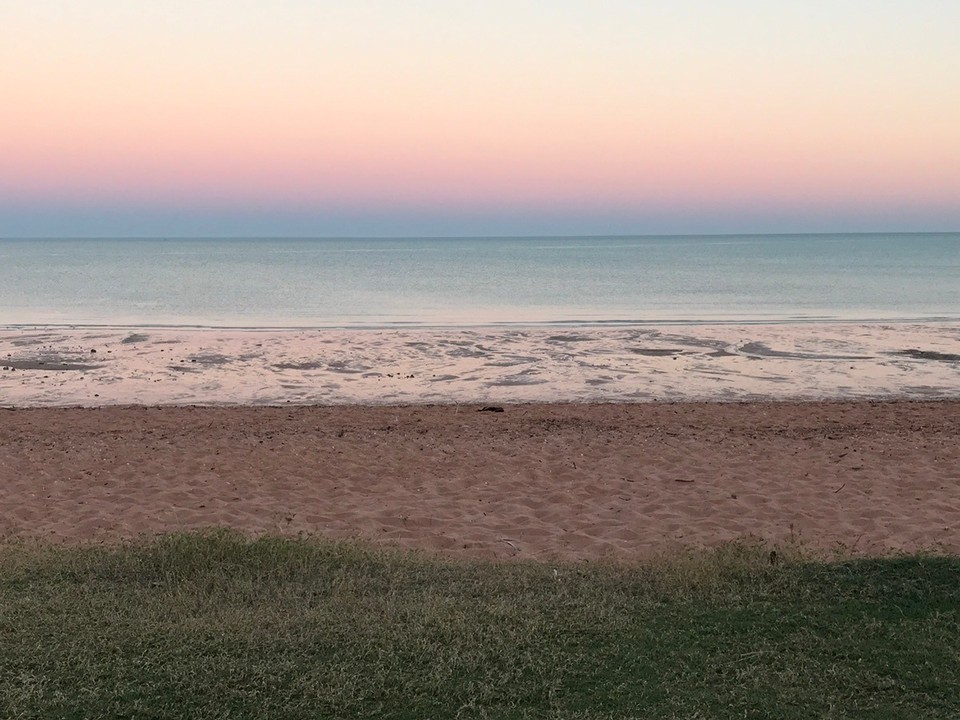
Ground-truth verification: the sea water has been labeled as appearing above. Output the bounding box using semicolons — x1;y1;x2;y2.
1;234;957;327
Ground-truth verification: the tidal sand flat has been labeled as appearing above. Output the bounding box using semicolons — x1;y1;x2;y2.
1;322;959;406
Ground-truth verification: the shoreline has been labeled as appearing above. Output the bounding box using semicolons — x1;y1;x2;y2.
4;314;960;331
2;400;957;559
0;313;960;333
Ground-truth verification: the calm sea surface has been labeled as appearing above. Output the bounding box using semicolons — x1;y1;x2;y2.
1;234;958;327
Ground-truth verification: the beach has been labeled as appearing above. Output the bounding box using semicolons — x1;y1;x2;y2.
3;397;958;559
2;323;958;558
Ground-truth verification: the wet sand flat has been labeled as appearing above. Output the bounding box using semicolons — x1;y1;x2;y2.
1;323;959;406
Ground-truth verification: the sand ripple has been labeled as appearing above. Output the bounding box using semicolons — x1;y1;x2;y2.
1;402;957;560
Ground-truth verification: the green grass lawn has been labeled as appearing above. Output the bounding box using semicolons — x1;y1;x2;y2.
2;531;958;719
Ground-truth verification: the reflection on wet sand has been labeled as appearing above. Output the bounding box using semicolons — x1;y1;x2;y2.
1;323;958;406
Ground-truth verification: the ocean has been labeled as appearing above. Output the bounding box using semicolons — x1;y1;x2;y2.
1;233;958;327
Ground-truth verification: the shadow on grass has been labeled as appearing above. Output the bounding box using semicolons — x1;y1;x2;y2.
2;530;958;719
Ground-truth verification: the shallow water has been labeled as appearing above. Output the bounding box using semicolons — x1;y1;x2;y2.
2;233;958;327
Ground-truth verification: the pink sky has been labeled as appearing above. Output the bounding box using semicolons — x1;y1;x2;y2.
2;1;959;235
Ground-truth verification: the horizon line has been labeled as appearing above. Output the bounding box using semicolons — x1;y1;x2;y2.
3;229;959;241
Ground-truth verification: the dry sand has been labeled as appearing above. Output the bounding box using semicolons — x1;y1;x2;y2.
2;401;957;560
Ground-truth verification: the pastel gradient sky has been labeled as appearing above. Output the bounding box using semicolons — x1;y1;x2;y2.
2;1;959;236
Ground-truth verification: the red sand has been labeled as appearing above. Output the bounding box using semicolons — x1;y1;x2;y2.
2;401;958;560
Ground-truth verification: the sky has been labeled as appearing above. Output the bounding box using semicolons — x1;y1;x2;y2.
2;1;959;237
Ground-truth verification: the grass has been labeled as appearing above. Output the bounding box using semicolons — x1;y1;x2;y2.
1;531;958;719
